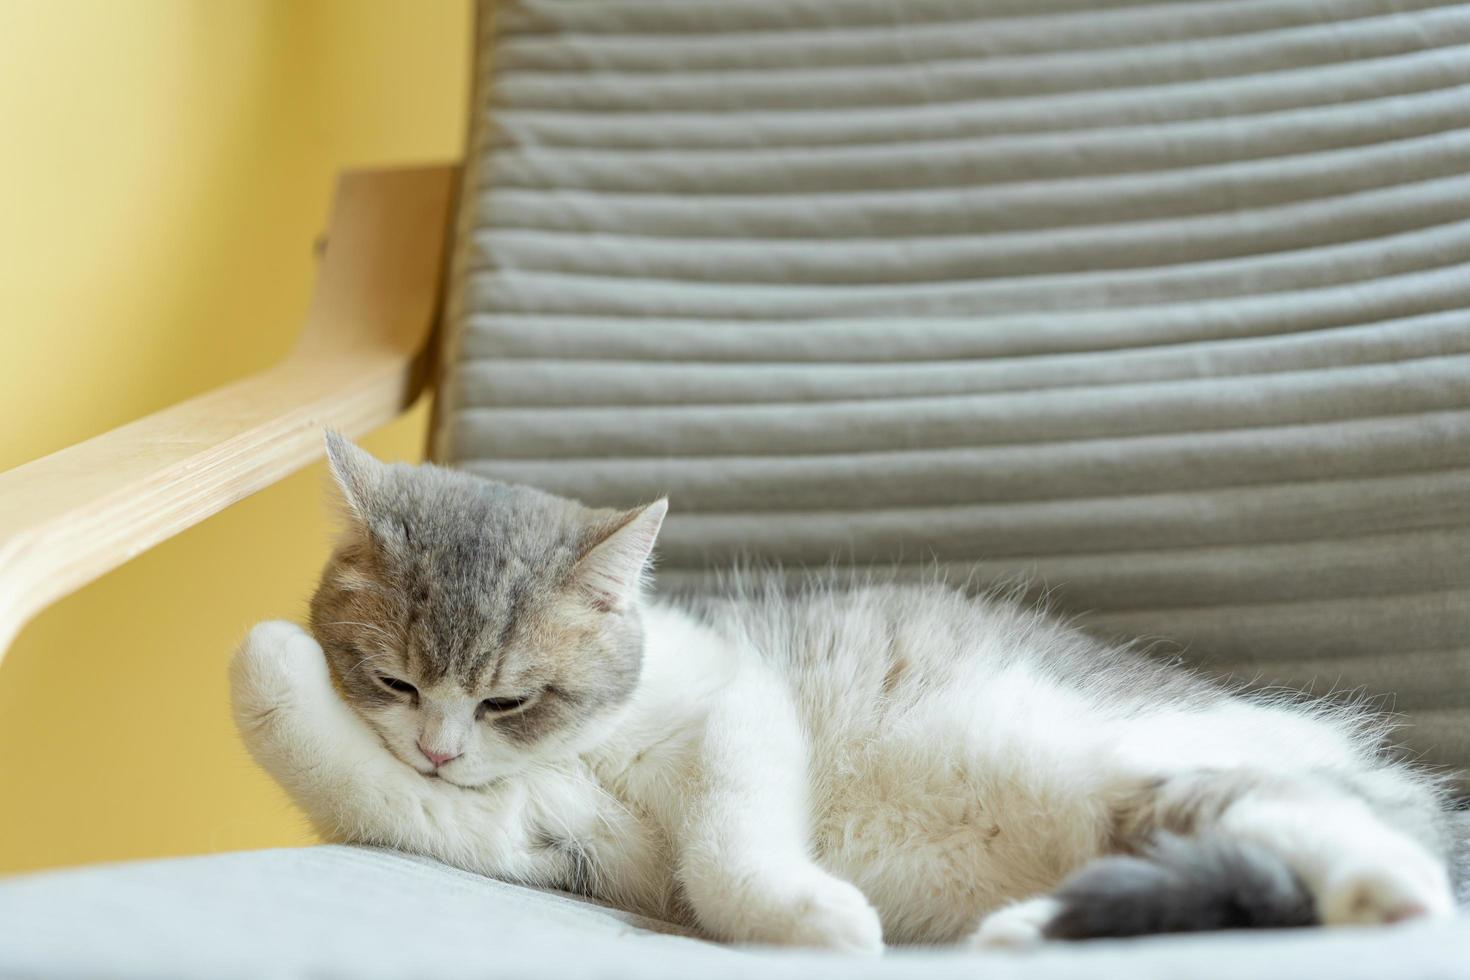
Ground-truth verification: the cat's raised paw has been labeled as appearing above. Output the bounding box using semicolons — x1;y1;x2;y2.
230;620;331;725
1318;848;1455;928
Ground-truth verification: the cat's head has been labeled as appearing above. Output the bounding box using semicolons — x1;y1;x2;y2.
309;432;666;788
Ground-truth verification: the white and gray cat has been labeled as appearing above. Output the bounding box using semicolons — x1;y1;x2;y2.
231;433;1458;951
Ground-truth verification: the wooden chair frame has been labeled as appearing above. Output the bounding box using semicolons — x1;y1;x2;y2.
0;164;460;661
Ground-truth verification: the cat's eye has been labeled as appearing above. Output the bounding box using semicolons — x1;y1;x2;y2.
374;673;418;699
479;695;531;716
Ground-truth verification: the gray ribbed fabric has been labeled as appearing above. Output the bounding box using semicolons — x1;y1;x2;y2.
437;0;1470;780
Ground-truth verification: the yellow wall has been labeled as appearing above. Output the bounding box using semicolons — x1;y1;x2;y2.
0;1;471;873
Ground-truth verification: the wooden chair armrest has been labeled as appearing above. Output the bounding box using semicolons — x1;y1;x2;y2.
0;164;459;661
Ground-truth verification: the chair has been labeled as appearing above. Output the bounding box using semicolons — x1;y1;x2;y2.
2;1;1468;976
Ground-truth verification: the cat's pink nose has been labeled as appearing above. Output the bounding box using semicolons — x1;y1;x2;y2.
417;741;460;768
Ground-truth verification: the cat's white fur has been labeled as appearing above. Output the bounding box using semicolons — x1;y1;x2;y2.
233;582;1454;951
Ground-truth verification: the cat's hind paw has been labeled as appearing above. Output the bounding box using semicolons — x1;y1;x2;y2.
968;897;1061;950
1318;843;1455;927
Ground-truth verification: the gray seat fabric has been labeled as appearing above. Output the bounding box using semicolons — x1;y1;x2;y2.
1;844;1468;980
435;0;1470;779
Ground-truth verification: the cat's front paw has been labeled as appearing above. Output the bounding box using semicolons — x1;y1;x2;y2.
1317;839;1455;927
734;871;884;954
230;620;332;730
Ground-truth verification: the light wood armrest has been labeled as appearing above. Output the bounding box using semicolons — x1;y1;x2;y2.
0;164;459;661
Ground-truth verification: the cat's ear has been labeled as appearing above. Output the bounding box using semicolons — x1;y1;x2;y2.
323;430;385;520
572;498;668;612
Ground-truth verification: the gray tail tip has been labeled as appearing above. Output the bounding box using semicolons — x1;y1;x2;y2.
1044;833;1318;941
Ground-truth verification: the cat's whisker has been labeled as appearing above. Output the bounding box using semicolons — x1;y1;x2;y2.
320;620;398;643
345;651;388;676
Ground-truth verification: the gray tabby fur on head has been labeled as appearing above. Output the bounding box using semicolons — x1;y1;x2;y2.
310;432;667;788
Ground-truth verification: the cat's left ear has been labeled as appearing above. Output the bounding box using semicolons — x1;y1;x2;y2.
572;498;668;612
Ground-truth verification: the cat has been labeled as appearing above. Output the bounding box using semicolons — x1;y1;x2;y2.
230;432;1458;951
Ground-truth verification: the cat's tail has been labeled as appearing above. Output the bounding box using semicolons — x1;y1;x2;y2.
1043;832;1317;940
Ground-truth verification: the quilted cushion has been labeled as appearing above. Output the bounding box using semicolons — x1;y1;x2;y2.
434;0;1470;779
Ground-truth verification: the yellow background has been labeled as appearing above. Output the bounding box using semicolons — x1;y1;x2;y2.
0;1;471;873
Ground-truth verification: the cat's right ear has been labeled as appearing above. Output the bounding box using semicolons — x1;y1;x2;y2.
323;430;385;520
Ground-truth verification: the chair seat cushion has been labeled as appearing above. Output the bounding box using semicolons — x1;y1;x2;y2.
1;843;1468;980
